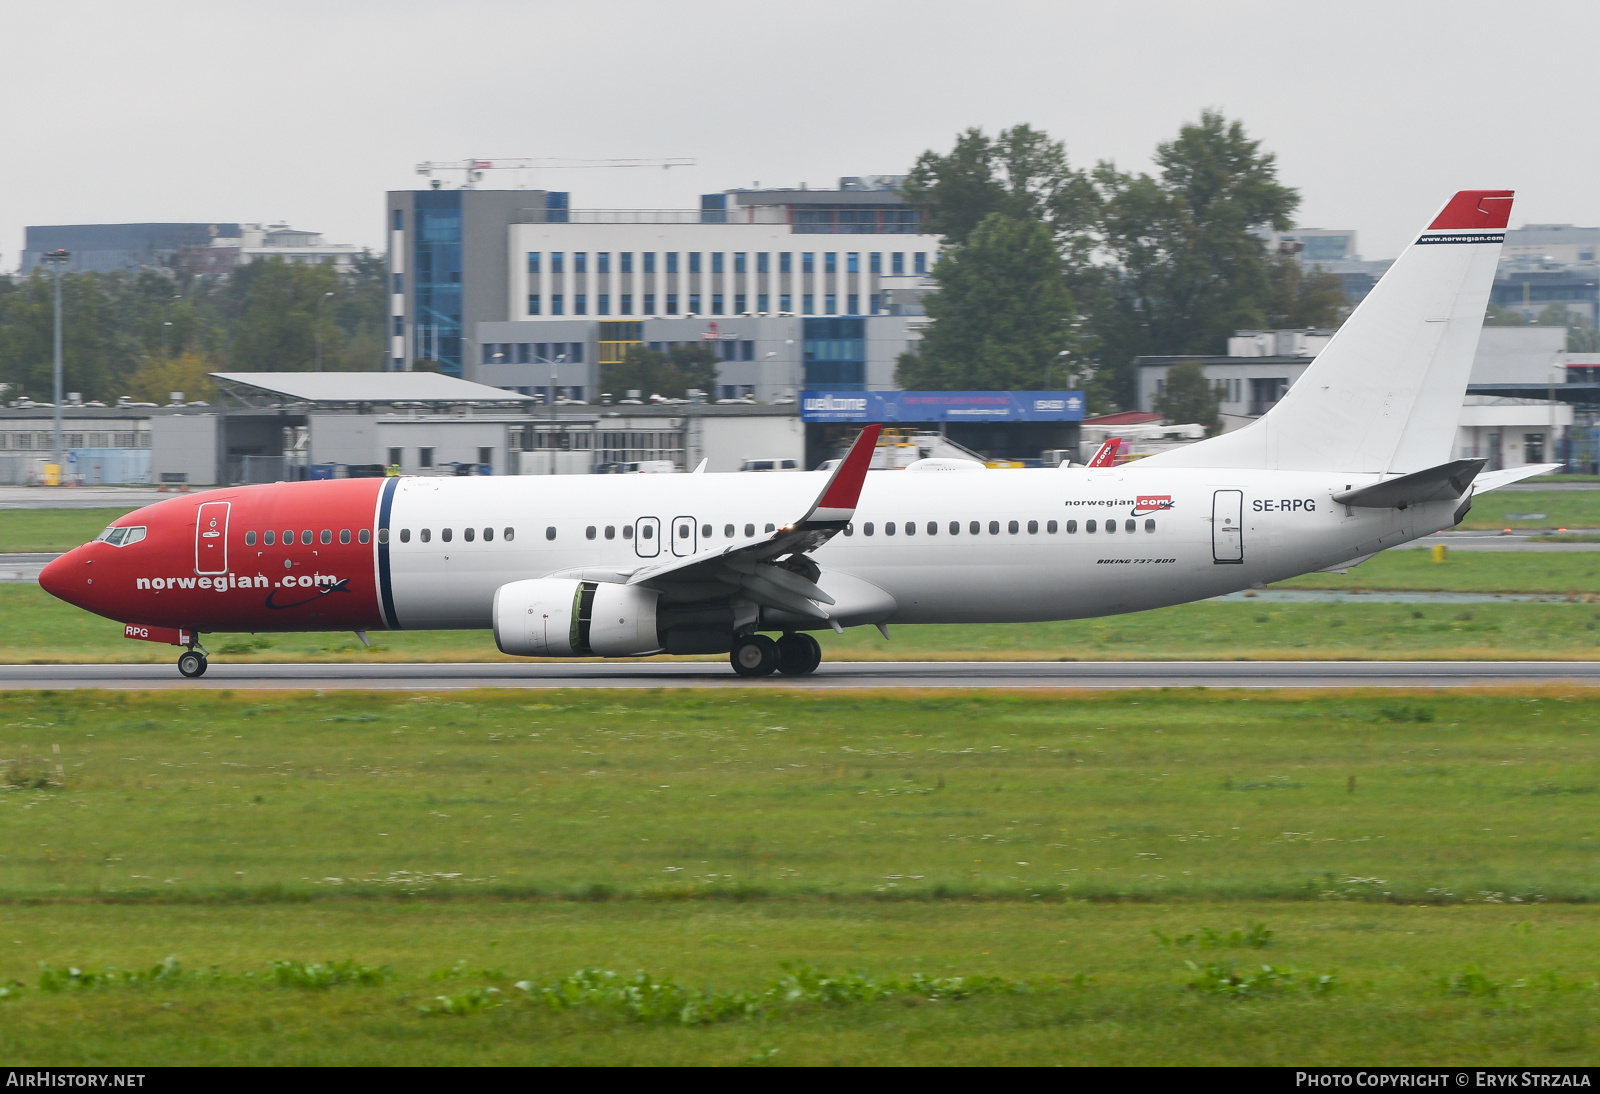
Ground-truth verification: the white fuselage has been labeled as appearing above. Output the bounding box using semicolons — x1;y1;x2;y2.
383;467;1451;631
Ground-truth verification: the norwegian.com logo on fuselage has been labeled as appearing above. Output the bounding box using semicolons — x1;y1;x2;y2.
1131;495;1175;516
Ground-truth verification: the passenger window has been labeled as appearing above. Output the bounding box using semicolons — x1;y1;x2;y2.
1066;520;1077;533
744;523;755;537
421;528;431;543
546;526;557;540
340;529;351;544
1105;520;1116;534
1144;518;1156;532
864;522;875;536
641;525;652;540
302;530;313;545
483;527;493;542
319;529;331;545
605;526;615;539
245;531;256;546
927;521;937;535
377;528;389;544
1047;520;1058;534
623;525;634;539
464;527;475;542
949;521;959;535
989;521;1000;535
885;522;897;536
765;523;775;533
1008;520;1019;534
264;530;275;545
442;528;453;543
1126;519;1137;533
701;524;712;538
400;528;410;543
586;526;597;540
359;529;371;544
724;524;734;537
283;529;294;544
505;527;515;541
844;523;854;536
678;523;691;540
1027;520;1038;534
969;521;980;535
904;521;915;536
1086;520;1097;533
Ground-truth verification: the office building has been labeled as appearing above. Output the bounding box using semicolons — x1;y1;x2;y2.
385;179;942;400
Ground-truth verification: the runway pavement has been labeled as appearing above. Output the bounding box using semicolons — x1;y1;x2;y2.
1;659;1597;690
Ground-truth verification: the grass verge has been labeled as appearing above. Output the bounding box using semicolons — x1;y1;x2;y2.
0;687;1595;1064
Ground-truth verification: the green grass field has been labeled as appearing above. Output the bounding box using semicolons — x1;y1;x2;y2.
3;582;1600;664
1277;546;1600;594
0;508;134;553
0;689;1595;1064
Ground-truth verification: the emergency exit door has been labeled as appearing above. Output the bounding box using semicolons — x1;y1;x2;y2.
671;515;698;557
1212;490;1243;564
195;501;230;575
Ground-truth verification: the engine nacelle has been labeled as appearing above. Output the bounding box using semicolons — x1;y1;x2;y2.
492;578;661;657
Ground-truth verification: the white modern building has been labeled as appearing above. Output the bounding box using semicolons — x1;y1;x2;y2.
385;179;942;402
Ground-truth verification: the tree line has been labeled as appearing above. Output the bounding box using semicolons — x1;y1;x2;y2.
0;254;387;405
895;111;1348;413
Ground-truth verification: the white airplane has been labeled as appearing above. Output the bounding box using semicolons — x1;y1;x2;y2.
41;190;1555;678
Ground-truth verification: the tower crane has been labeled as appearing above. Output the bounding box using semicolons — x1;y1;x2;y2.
415;157;696;188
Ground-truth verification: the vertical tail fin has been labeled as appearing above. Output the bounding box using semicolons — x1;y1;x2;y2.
1141;190;1512;474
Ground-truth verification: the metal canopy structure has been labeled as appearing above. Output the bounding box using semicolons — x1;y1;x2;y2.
210;372;534;410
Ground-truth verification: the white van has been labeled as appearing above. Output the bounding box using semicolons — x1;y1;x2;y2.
738;458;801;472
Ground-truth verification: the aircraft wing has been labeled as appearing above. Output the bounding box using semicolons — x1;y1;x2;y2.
1087;437;1120;468
623;425;881;622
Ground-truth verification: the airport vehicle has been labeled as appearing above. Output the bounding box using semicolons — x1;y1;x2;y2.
39;191;1555;679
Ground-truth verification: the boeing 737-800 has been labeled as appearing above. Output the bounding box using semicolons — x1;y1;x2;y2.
39;190;1556;679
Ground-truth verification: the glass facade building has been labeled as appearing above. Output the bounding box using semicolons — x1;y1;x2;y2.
803;317;866;390
413;190;464;375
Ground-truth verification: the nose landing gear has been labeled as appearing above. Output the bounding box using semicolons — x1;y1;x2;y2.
177;644;209;679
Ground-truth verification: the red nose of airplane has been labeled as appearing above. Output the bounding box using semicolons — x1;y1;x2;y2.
38;548;82;606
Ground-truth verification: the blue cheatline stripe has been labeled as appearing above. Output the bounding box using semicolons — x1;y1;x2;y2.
377;477;401;630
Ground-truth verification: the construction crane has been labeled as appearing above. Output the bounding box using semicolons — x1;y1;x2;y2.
415;157;696;188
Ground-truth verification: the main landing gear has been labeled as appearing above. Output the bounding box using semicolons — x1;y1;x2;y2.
730;632;822;678
177;645;209;679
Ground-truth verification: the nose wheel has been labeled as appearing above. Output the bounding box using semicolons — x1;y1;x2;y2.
177;649;208;679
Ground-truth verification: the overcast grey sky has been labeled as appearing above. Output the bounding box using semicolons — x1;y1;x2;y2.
3;0;1596;271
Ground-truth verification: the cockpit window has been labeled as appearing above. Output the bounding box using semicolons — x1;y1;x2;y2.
96;525;146;547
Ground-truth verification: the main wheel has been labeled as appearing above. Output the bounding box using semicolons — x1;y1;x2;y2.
730;634;779;677
177;650;207;679
776;632;822;675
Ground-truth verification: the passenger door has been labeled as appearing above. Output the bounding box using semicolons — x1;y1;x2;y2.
633;516;661;558
670;515;698;557
195;501;230;575
1212;489;1243;564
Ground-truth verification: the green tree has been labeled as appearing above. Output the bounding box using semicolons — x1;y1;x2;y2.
902;124;1099;266
1089;110;1301;409
602;342;720;400
1261;254;1348;330
228;260;351;372
1152;359;1222;435
1483;303;1527;326
895;213;1088;390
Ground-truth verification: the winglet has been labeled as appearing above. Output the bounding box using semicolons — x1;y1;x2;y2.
1087;437;1120;468
800;425;881;525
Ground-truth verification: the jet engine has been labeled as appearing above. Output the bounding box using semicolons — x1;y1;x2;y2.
492;578;661;657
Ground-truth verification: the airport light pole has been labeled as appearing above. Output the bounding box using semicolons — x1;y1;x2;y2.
40;249;70;480
314;291;335;372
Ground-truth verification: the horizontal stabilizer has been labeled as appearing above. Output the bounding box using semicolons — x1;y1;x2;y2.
1473;462;1563;493
1332;458;1485;509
